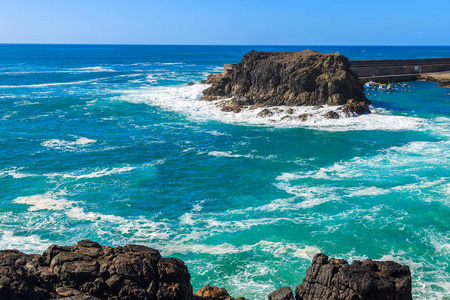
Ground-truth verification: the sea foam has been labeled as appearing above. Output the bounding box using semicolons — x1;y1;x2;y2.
41;136;96;150
121;84;426;132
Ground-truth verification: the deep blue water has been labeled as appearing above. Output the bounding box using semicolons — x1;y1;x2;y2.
0;45;449;299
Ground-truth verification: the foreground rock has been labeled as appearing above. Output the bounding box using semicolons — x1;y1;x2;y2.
193;284;246;300
267;287;294;300
0;241;412;300
202;50;371;117
0;240;191;300
294;253;412;300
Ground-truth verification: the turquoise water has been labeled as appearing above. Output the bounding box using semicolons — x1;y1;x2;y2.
0;45;449;299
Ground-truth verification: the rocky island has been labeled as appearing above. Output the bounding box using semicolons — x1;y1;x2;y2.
201;50;371;120
0;240;412;300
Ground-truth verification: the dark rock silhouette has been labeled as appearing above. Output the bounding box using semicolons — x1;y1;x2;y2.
202;50;371;116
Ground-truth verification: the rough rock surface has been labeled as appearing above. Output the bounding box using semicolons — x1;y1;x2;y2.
0;240;192;300
295;253;412;300
193;284;246;300
202;50;371;115
420;71;450;88
0;241;413;300
267;286;294;300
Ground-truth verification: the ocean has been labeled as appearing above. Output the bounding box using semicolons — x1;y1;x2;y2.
0;45;449;299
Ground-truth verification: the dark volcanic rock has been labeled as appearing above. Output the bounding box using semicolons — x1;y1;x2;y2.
295;253;412;300
202;50;371;115
0;241;413;300
0;240;192;300
268;286;294;300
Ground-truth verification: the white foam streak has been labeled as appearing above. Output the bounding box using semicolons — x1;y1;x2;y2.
41;136;96;150
208;151;251;158
120;84;425;131
2;66;115;75
14;191;125;223
0;167;35;179
0;79;102;88
157;239;320;258
47;166;136;180
14;192;73;211
0;231;49;253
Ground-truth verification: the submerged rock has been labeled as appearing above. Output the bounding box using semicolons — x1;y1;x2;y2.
202;50;371;115
295;253;412;300
323;111;340;119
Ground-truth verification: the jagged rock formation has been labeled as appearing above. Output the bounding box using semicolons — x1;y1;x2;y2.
0;240;191;300
267;287;294;300
201;50;371;117
0;242;412;300
294;253;412;300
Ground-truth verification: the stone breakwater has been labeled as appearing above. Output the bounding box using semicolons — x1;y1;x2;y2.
201;50;371;119
0;240;412;300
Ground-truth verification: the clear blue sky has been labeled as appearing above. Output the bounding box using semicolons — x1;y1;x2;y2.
1;0;449;45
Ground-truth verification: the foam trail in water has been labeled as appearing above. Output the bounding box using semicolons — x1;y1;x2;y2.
0;78;103;88
14;191;124;222
120;84;425;131
0;167;35;179
41;136;96;150
46;166;136;180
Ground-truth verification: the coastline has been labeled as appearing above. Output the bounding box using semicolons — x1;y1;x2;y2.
0;240;412;300
1;45;449;299
419;71;450;87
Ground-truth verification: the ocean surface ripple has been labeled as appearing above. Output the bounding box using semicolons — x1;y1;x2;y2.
0;45;449;299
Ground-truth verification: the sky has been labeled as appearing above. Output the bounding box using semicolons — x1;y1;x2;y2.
0;0;449;45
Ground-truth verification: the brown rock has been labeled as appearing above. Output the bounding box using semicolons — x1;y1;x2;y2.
323;111;340;119
298;114;309;122
257;108;273;118
194;284;246;300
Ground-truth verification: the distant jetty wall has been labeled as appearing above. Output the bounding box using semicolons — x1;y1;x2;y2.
349;58;450;83
219;57;450;84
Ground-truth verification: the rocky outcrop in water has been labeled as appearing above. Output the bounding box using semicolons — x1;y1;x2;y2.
193;284;246;300
0;240;191;300
294;253;412;300
202;50;371;117
420;71;450;88
0;242;412;300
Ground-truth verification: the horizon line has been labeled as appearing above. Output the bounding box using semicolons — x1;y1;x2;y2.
1;43;450;47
